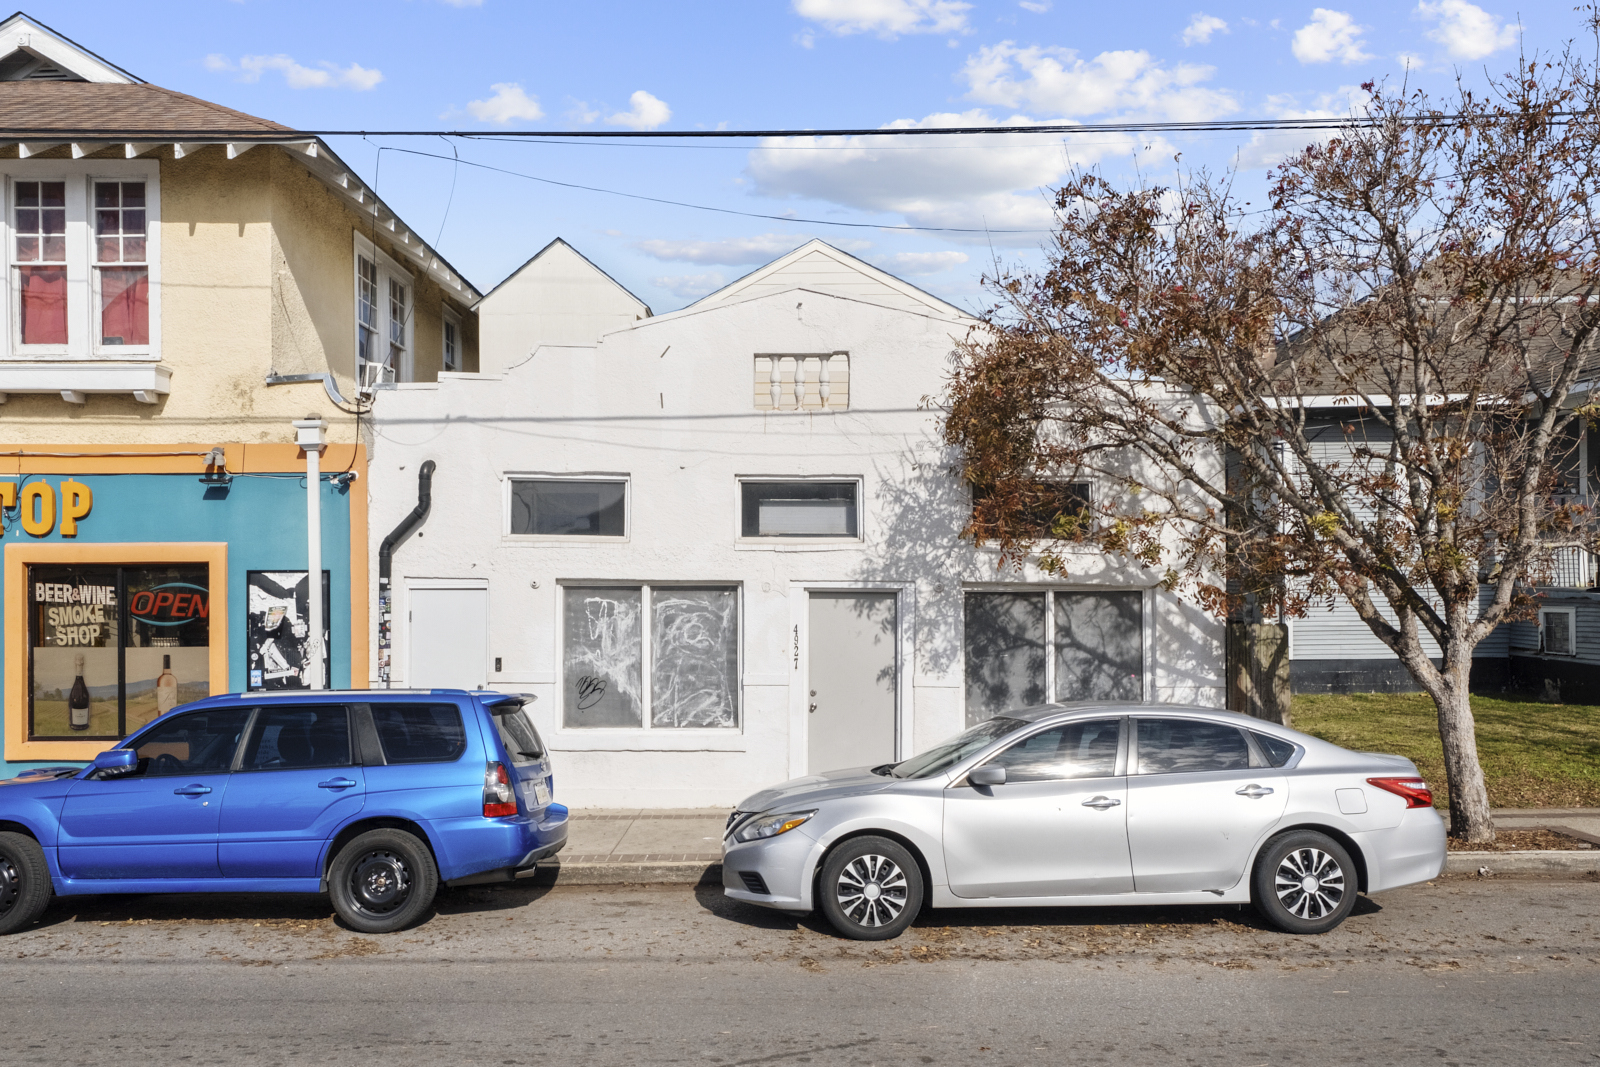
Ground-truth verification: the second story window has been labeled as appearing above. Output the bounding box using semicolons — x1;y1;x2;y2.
388;276;409;374
357;255;379;380
740;480;860;538
14;180;67;346
354;236;413;389
510;477;627;538
94;181;147;346
443;313;460;372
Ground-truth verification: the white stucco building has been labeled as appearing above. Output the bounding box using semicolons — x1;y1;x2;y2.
366;240;1223;807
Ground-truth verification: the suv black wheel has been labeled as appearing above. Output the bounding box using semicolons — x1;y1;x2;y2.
1251;830;1359;934
818;835;923;941
328;828;439;933
0;831;52;936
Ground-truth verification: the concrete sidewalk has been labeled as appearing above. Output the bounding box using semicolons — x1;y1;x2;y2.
529;807;1600;886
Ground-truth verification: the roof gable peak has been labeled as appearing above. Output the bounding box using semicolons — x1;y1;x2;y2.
688;238;969;318
0;12;140;84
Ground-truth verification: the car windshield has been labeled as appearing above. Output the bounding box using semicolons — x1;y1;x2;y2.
887;717;1027;779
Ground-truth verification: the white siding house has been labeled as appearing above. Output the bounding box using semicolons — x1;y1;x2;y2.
367;240;1224;807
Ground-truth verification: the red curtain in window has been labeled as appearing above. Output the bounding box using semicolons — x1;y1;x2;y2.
99;267;148;346
18;266;67;345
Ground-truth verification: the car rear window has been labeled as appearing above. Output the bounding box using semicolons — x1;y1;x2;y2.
490;703;545;765
371;703;467;764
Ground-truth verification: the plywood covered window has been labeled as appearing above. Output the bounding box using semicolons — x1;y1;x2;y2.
963;589;1143;726
561;584;739;730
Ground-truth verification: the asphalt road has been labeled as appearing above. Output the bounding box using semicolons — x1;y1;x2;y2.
1;876;1597;1066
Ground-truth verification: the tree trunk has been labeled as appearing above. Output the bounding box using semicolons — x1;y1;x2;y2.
1428;658;1495;844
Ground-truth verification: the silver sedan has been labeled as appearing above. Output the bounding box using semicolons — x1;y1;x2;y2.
722;704;1446;940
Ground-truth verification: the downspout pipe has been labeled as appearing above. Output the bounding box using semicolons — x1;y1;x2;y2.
377;460;435;687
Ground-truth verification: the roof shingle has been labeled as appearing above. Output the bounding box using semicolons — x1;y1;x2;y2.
0;81;293;136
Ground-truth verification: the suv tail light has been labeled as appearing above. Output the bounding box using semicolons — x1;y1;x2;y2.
483;761;517;817
1367;776;1433;808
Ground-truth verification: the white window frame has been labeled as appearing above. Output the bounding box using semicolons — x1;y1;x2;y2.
442;307;461;372
353;233;413;385
734;475;864;547
1539;606;1577;656
502;472;630;543
1;160;161;362
556;581;743;733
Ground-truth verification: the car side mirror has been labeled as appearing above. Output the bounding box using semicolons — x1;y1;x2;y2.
969;765;1006;787
91;749;137;777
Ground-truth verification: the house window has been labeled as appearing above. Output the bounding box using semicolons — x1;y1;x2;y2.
1539;607;1576;656
963;589;1143;726
27;563;210;741
561;584;739;730
740;480;859;538
442;313;460;372
354;237;413;388
971;481;1091;539
93;181;147;346
510;478;626;537
14;180;67;346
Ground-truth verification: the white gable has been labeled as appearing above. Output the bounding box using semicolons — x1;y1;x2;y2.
0;13;138;83
689;239;969;318
476;238;651;374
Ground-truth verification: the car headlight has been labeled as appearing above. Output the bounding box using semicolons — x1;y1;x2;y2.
733;810;816;843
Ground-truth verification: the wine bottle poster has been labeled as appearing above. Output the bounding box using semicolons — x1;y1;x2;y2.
246;570;330;690
124;647;210;731
31;645;118;736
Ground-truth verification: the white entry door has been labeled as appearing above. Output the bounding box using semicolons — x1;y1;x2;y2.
807;591;897;774
408;586;489;690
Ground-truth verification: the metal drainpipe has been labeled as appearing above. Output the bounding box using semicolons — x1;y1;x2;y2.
378;460;436;688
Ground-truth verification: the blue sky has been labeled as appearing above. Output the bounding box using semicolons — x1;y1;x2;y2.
46;0;1575;312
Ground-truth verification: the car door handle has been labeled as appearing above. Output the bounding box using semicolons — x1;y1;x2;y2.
1236;784;1275;798
317;778;358;790
173;784;212;796
1082;795;1122;810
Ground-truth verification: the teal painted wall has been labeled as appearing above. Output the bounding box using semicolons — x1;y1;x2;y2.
2;472;354;773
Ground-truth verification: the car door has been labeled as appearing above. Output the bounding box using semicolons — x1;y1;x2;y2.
58;708;251;880
1124;717;1288;894
942;718;1132;898
218;703;366;879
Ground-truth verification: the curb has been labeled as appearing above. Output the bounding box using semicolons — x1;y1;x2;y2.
1443;850;1600;877
527;860;722;886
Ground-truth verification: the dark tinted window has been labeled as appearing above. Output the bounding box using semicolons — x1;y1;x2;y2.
241;705;351;770
492;704;545;765
988;719;1119;782
1253;732;1299;768
511;480;625;536
129;709;251;777
372;703;467;763
1135;719;1251;774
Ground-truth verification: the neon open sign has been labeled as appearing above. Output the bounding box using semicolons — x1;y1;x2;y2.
129;582;209;626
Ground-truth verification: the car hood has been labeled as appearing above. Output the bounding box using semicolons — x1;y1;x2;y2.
736;766;897;813
0;767;79;786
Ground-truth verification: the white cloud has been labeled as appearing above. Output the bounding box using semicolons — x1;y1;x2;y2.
1416;0;1518;59
1182;13;1228;46
1019;1;1051;11
1233;86;1372;170
652;273;727;299
639;233;834;266
747;110;1166;239
874;250;969;275
439;0;483;6
1291;9;1372;65
606;90;672;131
205;53;382;90
465;83;544;124
793;0;971;38
962;42;1236;121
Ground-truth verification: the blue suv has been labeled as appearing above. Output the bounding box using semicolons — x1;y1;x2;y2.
0;690;567;934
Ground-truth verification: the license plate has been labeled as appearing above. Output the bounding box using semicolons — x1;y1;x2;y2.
533;777;551;806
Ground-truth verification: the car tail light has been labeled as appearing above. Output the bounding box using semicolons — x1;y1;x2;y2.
483;761;517;818
1367;776;1433;808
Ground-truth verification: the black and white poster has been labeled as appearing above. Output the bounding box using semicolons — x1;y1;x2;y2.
246;570;330;690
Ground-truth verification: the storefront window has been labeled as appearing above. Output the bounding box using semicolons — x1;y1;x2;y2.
27;563;210;741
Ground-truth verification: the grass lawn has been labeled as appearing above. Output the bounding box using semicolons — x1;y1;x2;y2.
1292;691;1600;810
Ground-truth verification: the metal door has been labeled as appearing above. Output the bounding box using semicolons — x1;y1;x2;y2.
409;586;489;690
807;592;897;774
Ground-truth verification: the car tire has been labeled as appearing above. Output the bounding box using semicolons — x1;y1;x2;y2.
328;828;439;934
0;831;53;936
818;835;923;942
1251;830;1359;934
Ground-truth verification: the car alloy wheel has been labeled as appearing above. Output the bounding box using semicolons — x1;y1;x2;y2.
348;849;413;916
0;853;19;917
835;853;909;928
1274;846;1345;920
0;832;53;936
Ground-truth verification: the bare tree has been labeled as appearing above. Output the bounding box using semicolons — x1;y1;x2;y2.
943;43;1600;843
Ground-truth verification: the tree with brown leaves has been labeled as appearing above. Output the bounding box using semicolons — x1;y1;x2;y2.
943;42;1600;843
